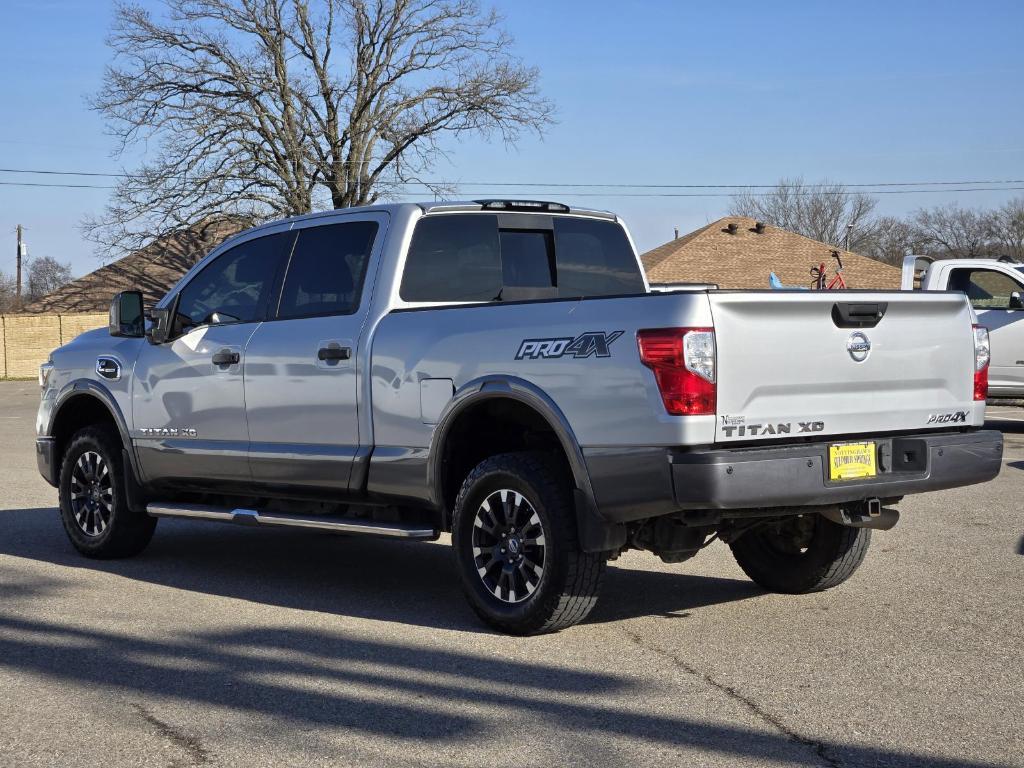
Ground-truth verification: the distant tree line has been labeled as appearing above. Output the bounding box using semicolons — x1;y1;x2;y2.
0;256;74;313
731;178;1024;266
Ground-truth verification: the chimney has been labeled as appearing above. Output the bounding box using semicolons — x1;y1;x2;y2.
673;227;679;240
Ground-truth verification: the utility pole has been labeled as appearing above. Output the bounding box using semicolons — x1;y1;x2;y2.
15;224;25;309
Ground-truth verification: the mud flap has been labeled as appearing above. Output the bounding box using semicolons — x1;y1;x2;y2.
574;488;627;553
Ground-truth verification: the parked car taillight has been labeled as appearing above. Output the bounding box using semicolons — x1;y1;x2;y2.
637;328;716;416
973;324;990;401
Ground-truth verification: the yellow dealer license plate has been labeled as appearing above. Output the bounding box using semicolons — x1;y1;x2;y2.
828;442;877;481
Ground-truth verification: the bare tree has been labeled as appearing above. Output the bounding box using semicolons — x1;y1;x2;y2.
908;203;992;259
860;215;928;266
86;0;553;254
26;256;74;301
0;271;16;313
989;197;1024;261
730;177;879;252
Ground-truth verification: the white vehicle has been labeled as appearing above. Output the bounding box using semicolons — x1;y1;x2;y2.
903;255;1024;397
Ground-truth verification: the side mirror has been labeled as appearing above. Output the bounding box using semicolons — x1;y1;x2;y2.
1010;292;1024;310
147;306;172;345
109;291;144;338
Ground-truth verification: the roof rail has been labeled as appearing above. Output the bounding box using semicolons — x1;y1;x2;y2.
416;200;617;220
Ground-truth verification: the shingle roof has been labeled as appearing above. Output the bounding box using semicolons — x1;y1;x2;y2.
22;220;241;314
641;216;900;290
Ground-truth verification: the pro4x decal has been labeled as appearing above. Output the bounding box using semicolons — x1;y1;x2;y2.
515;331;624;360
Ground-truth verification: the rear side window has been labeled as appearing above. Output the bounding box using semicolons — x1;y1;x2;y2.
277;221;378;319
401;214;502;302
176;233;289;326
553;218;645;297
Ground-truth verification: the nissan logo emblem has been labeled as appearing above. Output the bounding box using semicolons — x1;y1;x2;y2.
847;331;871;362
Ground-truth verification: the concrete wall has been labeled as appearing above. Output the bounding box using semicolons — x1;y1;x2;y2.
0;313;107;378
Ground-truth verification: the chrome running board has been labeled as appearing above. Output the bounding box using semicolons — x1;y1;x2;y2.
146;503;436;539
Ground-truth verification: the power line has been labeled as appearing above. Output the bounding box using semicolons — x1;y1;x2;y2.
0;180;115;189
2;179;1024;197
0;165;1023;190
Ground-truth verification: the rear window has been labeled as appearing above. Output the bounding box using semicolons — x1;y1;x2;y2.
553;218;646;297
401;213;644;302
500;230;555;288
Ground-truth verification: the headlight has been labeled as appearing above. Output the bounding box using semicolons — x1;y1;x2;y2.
39;361;54;391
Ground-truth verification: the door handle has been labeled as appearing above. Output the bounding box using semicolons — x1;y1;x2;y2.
317;346;352;362
212;349;240;366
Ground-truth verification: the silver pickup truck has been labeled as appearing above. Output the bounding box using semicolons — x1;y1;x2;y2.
36;200;1003;634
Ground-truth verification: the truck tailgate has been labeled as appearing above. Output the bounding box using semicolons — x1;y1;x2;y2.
708;291;982;443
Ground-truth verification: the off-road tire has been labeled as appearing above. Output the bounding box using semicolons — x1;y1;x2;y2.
58;426;156;559
729;513;871;594
452;452;605;635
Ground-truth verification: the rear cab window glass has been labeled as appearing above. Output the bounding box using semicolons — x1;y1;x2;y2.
553;218;645;297
277;221;378;319
401;214;502;302
400;212;644;303
500;230;555;288
399;215;499;303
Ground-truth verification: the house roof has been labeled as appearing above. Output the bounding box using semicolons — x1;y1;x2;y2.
22;220;241;314
640;216;900;290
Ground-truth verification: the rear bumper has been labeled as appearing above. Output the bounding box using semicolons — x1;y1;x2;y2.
36;437;58;487
584;430;1003;523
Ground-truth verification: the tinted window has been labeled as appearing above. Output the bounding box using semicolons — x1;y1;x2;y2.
401;215;501;302
950;268;1022;310
277;221;378;318
176;233;289;326
554;218;645;297
500;230;555;287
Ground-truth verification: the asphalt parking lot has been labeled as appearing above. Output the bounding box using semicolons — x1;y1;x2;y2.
1;380;1021;768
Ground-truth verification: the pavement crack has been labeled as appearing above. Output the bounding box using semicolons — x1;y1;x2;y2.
622;629;842;768
132;703;211;767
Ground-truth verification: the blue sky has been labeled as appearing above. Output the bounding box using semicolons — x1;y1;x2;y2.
2;0;1022;276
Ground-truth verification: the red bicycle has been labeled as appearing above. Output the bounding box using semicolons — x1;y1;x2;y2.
811;250;847;290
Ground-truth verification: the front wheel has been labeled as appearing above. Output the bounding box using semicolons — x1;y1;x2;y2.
58;426;157;559
451;452;605;635
729;513;871;594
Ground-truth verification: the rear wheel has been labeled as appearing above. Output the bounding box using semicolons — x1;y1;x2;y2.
729;513;870;594
452;452;605;635
58;426;156;559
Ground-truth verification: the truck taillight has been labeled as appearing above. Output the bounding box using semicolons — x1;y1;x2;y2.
637;328;716;416
973;324;989;401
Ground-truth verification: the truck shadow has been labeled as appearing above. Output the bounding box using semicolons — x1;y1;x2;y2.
0;578;1004;768
0;508;761;632
1;509;1011;767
